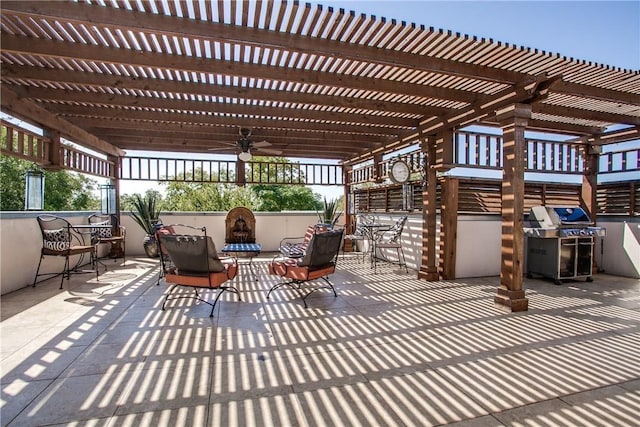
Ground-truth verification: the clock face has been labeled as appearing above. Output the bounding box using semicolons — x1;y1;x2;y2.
390;160;410;184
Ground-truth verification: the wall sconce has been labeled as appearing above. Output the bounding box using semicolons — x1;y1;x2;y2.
25;169;44;210
100;183;117;214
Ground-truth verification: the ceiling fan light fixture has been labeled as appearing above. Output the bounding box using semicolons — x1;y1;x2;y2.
238;150;252;161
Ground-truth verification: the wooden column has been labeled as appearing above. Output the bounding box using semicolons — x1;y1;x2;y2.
582;139;600;220
107;154;122;217
236;159;246;186
495;104;530;312
439;176;458;279
419;136;439;281
343;164;354;251
373;153;383;183
42;129;62;171
583;139;600;273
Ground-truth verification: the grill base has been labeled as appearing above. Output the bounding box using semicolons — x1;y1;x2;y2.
526;236;594;285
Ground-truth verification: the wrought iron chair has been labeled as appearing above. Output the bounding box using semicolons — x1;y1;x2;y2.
372;216;408;273
267;228;344;307
158;226;240;317
342;214;374;262
87;214;126;264
33;215;98;289
278;224;329;259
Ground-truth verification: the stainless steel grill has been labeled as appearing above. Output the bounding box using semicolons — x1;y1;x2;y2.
524;207;605;285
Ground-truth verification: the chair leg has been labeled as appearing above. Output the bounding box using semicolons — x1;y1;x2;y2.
60;256;70;289
33;255;44;287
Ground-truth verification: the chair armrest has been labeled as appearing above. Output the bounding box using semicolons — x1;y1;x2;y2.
279;236;305;247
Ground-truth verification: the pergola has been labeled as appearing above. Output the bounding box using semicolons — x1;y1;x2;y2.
1;0;639;311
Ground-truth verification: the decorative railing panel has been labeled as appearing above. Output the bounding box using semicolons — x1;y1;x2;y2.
0;120;50;165
121;156;343;185
599;148;640;174
61;145;114;178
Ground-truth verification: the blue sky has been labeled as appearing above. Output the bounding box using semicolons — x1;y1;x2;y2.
319;1;639;70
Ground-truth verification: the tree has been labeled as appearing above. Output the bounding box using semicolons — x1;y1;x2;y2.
248;156;322;211
0;154;99;211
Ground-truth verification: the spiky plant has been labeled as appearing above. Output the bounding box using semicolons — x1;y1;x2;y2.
317;197;342;227
130;193;161;235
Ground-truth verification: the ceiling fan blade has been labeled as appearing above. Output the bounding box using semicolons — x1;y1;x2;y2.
254;147;283;155
252;140;272;148
207;146;237;152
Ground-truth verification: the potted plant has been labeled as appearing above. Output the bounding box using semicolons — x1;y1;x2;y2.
316;197;343;228
130;193;162;257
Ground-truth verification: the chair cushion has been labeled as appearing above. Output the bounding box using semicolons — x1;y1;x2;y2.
43;228;70;251
93;220;113;238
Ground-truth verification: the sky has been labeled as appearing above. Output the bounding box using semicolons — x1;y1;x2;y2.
8;0;636;198
121;0;639;198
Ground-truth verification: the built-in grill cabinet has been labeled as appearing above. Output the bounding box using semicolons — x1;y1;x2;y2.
524;206;605;285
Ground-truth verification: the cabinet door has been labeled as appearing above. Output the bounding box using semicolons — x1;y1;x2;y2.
559;238;577;278
576;238;593;276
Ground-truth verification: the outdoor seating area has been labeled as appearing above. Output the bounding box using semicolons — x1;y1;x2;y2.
1;254;638;426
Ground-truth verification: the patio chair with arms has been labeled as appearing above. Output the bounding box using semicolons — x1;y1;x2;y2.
33;214;99;289
342;213;374;262
158;226;240;317
267;228;344;308
87;214;126;264
372;215;409;274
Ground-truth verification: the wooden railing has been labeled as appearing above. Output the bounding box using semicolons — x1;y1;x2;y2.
1;121;114;178
121;156;343;185
349;130;638;185
599;148;640;174
1;120;50;165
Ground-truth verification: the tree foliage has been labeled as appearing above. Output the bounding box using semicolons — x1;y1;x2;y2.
0;154;99;211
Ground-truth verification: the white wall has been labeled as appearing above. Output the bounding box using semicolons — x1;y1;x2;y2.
456;216;502;277
596;219;640;278
2;212;636;296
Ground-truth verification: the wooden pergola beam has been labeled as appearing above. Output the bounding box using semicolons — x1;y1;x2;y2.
0;86;124;157
2;0;527;85
1;64;449;117
1;34;481;104
11;86;418;129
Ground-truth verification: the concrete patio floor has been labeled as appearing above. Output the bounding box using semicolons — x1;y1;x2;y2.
1;255;639;426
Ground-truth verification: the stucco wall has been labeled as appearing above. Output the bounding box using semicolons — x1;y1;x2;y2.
2;211;636;296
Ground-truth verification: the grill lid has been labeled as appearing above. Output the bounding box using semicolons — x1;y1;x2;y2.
527;206;592;229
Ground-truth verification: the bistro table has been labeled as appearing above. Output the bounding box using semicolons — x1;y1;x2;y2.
221;242;262;281
360;222;391;265
68;223;113;269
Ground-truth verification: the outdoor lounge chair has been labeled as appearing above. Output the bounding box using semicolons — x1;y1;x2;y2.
158;227;240;317
33;215;98;289
267;228;344;307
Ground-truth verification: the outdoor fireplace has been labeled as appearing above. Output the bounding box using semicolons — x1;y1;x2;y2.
225;207;256;244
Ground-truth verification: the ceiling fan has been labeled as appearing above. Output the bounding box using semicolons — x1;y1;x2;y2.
208;127;282;161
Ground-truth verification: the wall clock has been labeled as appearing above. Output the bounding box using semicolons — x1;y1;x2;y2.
389;160;410;184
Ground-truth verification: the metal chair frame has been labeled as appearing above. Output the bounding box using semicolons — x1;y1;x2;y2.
372;216;409;274
158;225;240;317
33;215;99;289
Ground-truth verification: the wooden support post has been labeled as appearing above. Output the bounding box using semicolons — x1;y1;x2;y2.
581;138;599;220
582;138;600;273
373;153;383;183
439;176;458;279
495;103;530;312
42;129;62;171
419;136;439;281
343;164;354;251
236;159;246;186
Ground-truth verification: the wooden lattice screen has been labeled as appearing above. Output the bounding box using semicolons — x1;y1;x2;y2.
353;179;639;216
